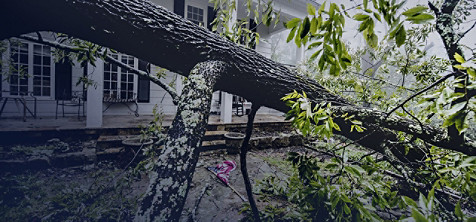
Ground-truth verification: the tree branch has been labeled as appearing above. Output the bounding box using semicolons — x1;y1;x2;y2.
240;103;261;222
459;19;476;41
386;72;455;117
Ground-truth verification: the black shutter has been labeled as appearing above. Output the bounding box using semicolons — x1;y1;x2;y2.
55;58;72;100
174;0;185;17
137;60;150;103
207;6;217;31
249;19;258;49
249;19;257;31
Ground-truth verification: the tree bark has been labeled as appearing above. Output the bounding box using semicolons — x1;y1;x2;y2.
134;60;226;221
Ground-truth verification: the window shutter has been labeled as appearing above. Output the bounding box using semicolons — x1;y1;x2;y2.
54;58;72;100
249;19;258;49
174;0;185;17
137;59;150;103
207;6;217;31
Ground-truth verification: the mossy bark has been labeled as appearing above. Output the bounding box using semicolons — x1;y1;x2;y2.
134;61;226;221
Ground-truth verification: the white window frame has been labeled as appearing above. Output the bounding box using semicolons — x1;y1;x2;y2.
2;40;55;100
103;54;138;100
185;3;205;26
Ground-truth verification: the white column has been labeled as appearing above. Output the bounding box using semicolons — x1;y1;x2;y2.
295;45;305;64
175;74;184;96
220;91;233;123
86;62;104;128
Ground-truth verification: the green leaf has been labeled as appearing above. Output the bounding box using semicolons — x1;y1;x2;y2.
467;68;476;79
310;17;318;34
367;33;378;48
318;1;326;15
307;3;316;16
444;102;466;117
354;13;370;21
411;208;428;222
363;0;369;9
395;25;406;47
300;17;311;39
308;41;323;50
455;202;463;219
309;49;323;61
454;53;465;64
402;196;418;208
406;13;435;24
402;6;428;17
287;27;297;43
373;12;382;22
286;18;301;29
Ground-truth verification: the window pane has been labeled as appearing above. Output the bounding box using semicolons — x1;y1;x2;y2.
33;87;41;96
44;46;50;55
20;78;28;85
43;67;50;75
20;86;28;93
34;65;41;75
20;54;28;64
43;57;50;66
34;45;42;55
12;53;18;63
33;77;41;86
43;87;50;96
10;86;18;95
43;77;50;85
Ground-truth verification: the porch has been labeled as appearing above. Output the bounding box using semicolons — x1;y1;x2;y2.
0;113;288;144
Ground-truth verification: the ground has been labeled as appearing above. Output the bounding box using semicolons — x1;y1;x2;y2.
0;137;302;221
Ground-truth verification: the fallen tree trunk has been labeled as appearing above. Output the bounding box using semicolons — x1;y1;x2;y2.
1;0;473;157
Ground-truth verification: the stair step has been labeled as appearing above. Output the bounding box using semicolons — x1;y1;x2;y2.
203;130;227;141
96;135;138;149
201;140;226;151
97;130;228;149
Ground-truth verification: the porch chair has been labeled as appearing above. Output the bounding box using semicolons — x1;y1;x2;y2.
56;91;85;119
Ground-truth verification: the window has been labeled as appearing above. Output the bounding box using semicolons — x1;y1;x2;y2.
187;5;204;25
8;41;53;97
9;42;29;96
120;55;135;100
32;44;51;96
103;54;136;100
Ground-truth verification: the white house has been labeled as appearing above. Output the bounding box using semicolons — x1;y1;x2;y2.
0;0;316;127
